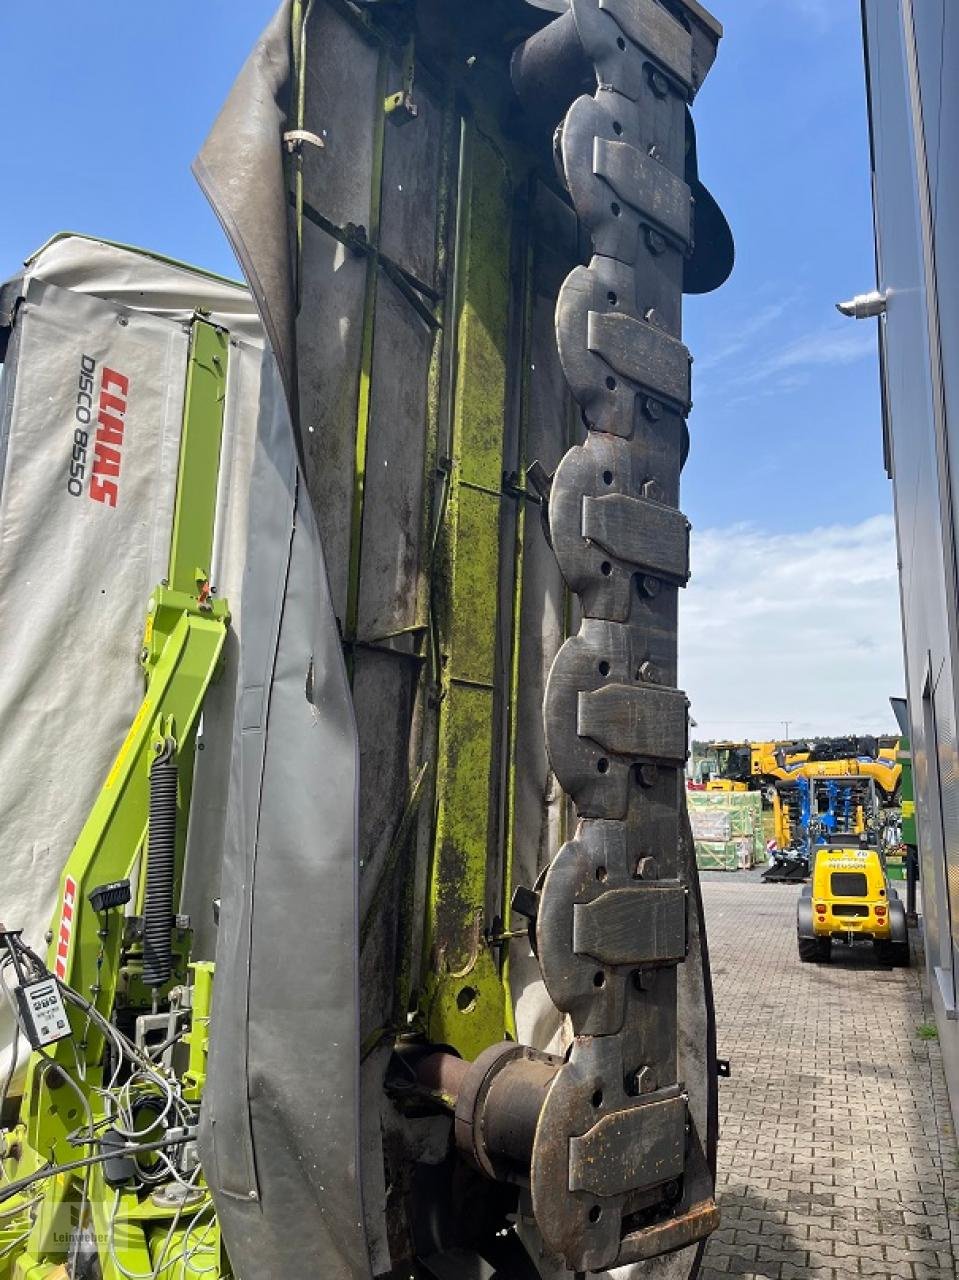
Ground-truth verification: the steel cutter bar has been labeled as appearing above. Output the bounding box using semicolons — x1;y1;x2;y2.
502;0;723;1270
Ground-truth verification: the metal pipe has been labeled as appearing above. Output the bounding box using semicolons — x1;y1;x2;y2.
510;10;593;133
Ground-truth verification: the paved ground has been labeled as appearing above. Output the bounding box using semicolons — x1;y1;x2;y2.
698;871;959;1279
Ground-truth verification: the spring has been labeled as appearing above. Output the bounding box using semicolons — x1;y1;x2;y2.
143;751;178;988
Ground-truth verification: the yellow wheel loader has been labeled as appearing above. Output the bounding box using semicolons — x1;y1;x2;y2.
797;840;910;966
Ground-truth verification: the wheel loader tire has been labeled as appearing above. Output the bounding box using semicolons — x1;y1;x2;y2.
876;940;911;967
798;935;830;963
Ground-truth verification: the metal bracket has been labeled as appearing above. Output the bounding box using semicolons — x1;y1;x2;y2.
570;0;694;102
568;1092;687;1196
557;256;690;436
283;128;326;153
582;492;689;581
577;682;689;762
587;310;691;410
572;883;687;966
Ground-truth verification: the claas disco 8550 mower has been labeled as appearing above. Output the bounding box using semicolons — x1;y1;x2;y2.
0;1;733;1277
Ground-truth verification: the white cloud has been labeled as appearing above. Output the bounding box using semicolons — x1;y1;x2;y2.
695;322;876;401
745;325;877;381
694;298;796;374
681;514;904;741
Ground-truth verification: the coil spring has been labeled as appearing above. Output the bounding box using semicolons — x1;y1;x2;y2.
143;749;177;988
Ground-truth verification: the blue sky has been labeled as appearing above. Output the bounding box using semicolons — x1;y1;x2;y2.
683;0;887;531
0;0;903;737
0;3;265;285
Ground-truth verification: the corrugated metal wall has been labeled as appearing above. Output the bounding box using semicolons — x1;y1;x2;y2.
863;0;959;1127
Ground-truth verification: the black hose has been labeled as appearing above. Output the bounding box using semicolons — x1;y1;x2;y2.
143;746;177;988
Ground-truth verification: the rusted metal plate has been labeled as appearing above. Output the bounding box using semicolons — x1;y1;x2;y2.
572;883;686;966
545;621;682;818
619;1196;721;1263
301;5;379;231
596;138;693;245
582;491;689;582
534;817;687;1036
587;310;691;410
557;256;687;437
568;1093;687;1197
577;681;688;763
357;269;434;641
596;0;694;91
380;64;445;291
568;0;693;103
549;430;686;621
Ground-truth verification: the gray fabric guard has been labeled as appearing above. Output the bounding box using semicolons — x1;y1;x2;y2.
194;7;371;1276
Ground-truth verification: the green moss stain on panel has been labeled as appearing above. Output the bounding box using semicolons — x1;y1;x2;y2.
426;685;506;1057
422;124;512;1058
449;485;500;685
452;131;512;493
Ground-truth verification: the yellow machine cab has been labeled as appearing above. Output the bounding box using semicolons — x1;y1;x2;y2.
796;837;909;966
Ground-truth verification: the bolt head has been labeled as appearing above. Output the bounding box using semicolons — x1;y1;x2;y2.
649;68;670;99
628;1065;658;1095
642;396;664;421
638;660;658;682
641;479;664;502
640;575;662;598
635;856;659;880
638;763;658;788
645;229;667;256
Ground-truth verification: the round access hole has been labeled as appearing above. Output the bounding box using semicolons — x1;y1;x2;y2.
589;1204;603;1223
456;986;478;1013
593;970;606;988
597;758;610;774
598;660;610;677
591;1089;604;1108
602;469;614;485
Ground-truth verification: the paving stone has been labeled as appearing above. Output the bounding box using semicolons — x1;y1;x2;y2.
699;874;959;1279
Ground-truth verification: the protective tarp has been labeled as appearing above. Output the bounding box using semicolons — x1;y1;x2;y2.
193;7;370;1274
23;234;265;347
196;359;368;1276
0;237;263;1091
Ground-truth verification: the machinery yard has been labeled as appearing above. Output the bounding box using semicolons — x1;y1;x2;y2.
700;873;959;1279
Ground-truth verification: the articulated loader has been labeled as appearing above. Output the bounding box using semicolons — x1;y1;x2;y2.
0;1;733;1277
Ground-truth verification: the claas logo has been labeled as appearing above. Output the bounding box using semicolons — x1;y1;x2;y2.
68;355;130;509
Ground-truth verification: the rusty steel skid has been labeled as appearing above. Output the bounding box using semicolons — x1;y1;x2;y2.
500;0;727;1271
